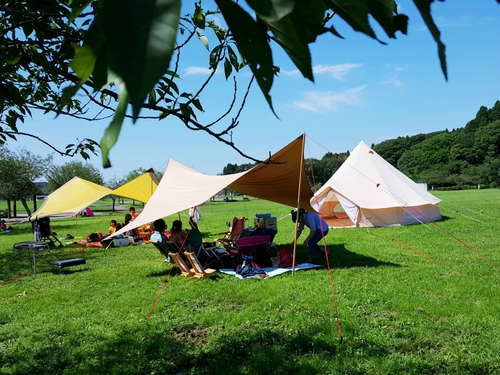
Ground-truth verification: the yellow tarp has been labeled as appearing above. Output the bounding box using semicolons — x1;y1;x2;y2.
112;168;159;203
30;177;112;219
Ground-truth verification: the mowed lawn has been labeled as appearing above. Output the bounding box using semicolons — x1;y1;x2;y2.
1;189;500;374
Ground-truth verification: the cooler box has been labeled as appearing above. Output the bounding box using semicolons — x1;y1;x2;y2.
254;216;277;231
113;238;129;247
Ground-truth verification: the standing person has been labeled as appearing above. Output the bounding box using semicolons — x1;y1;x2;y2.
188;205;202;230
291;208;329;263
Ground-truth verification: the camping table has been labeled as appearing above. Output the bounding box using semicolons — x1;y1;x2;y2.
13;241;52;277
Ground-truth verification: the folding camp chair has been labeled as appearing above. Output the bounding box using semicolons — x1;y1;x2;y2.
215;217;247;249
150;240;180;262
168;251;194;277
184;251;217;279
187;228;229;268
36;217;63;248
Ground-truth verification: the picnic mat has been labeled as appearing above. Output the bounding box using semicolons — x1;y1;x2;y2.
219;263;322;279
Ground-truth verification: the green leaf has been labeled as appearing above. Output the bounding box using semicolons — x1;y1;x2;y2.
325;0;378;40
59;85;80;112
413;0;447;80
192;98;204;112
210;45;221;68
71;12;107;89
68;0;93;23
102;0;181;121
197;32;210;50
245;0;295;22
1;48;22;65
258;0;328;81
148;89;157;105
228;45;239;71
215;0;275;114
193;3;206;29
224;58;232;79
69;45;98;83
100;84;129;168
368;0;408;38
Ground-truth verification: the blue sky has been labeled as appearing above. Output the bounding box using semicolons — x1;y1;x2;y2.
7;0;500;182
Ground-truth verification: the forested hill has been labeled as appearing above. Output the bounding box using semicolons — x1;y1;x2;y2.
224;101;500;190
372;101;500;189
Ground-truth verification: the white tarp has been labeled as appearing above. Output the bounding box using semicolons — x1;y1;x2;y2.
114;159;248;236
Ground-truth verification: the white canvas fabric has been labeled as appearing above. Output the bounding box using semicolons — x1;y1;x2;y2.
113;135;314;237
114;159;249;236
311;141;442;227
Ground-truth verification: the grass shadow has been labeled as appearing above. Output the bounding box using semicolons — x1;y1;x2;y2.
0;322;391;375
326;244;400;269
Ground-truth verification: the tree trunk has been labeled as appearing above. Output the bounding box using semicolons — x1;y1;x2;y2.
21;198;32;216
112;198;116;212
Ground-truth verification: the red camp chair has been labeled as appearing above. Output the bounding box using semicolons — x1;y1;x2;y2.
215;216;247;248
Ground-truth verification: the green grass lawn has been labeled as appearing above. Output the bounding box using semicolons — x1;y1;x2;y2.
1;190;500;374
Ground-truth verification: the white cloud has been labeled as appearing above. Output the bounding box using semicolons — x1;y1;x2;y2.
282;63;362;80
382;75;404;88
292;86;367;113
313;63;362;79
184;66;217;76
381;65;407;88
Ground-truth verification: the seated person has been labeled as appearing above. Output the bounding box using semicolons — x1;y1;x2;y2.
169;220;192;251
150;219;169;244
129;206;139;221
150;218;173;262
122;213;136;237
0;219;13;231
122;213;133;227
108;220;121;235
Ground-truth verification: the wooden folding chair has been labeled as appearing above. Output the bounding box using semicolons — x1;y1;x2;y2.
168;251;194;277
150;240;176;260
184;251;217;279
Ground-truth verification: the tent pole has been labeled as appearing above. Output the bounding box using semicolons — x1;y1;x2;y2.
292;133;306;277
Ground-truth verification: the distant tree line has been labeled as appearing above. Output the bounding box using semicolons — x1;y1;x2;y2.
0;149;161;217
373;101;500;189
222;101;500;191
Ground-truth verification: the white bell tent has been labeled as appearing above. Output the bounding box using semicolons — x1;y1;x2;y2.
311;141;442;228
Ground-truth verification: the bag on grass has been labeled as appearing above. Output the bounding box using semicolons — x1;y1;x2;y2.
278;248;293;268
